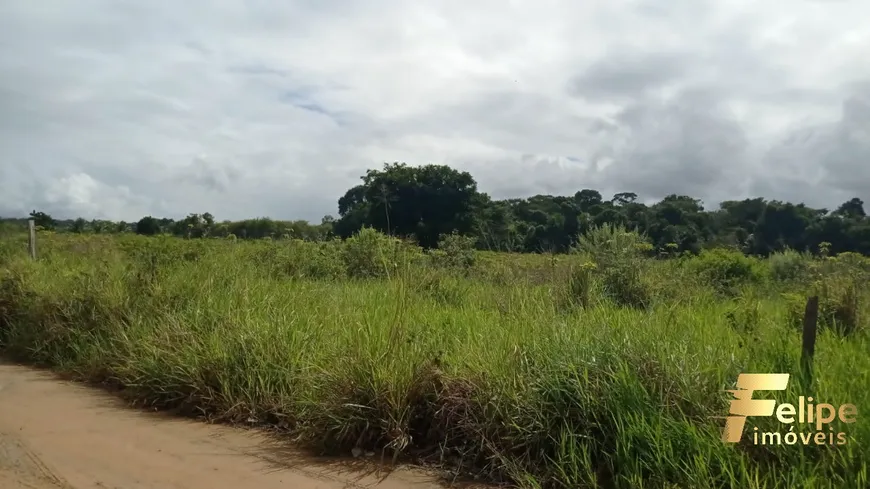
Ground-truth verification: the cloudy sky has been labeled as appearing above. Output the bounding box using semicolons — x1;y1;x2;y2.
1;0;869;222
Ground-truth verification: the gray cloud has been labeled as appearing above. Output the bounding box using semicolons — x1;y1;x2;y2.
751;83;870;209
594;87;751;206
1;0;869;222
568;50;691;102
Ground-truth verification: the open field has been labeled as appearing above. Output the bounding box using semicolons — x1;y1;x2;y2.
0;228;868;488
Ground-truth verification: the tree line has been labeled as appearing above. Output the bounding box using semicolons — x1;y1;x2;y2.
5;162;870;256
7;211;335;242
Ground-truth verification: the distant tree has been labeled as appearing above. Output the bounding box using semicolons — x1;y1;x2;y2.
71;218;88;233
612;192;638;206
335;162;482;248
170;213;213;238
574;189;603;212
750;202;820;255
834;197;866;219
90;219;114;234
135;216;162;236
29;210;55;230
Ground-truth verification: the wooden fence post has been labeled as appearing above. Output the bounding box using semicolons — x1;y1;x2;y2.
28;219;37;260
800;295;819;387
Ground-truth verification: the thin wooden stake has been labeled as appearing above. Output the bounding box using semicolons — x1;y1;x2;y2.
800;295;819;387
28;219;37;260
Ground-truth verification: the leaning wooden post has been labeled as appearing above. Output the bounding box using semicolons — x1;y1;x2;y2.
800;295;819;388
28;219;37;260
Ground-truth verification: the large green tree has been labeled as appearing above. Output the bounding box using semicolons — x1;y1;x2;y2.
335;162;482;248
135;216;162;236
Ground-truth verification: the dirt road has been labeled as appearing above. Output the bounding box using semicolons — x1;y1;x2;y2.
0;363;462;489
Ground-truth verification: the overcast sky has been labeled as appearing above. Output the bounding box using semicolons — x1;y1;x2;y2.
1;0;869;222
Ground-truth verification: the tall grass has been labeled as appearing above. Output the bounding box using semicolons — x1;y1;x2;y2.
0;228;868;489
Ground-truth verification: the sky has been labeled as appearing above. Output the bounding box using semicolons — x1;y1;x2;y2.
1;0;869;223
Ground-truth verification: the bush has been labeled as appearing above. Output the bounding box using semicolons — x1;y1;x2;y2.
342;227;420;279
684;248;764;293
274;240;345;280
573;225;654;308
725;291;761;334
555;260;597;311
600;264;654;309
429;231;477;272
784;275;862;337
573;223;652;267
826;252;870;277
767;249;810;282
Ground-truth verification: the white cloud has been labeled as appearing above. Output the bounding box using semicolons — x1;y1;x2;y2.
1;0;869;221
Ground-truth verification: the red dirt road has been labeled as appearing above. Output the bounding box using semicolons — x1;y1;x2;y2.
0;363;464;489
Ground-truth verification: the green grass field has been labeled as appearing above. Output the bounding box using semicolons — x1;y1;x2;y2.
0;227;867;488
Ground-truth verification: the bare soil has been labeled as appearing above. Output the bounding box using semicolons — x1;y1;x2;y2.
0;362;472;489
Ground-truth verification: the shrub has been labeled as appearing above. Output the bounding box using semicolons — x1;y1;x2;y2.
573;223;652;267
429;231;477;272
827;251;870;276
555;260;597;311
275;240;345;280
784;275;862;337
767;249;810;282
342;227;420;279
725;292;761;334
600;264;653;309
573;225;653;308
684;248;764;294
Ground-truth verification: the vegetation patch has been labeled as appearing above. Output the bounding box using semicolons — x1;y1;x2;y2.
0;228;868;489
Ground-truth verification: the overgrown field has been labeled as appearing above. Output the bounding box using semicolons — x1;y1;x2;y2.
0;227;867;489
